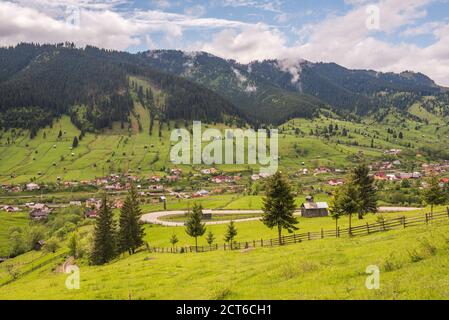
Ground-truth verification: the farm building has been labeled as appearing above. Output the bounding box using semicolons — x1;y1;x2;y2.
85;210;98;218
26;183;40;191
300;196;329;218
3;205;20;212
29;203;51;221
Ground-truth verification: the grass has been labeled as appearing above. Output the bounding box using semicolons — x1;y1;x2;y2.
1;102;446;184
143;206;436;248
0;212;29;257
1;218;449;299
159;213;261;222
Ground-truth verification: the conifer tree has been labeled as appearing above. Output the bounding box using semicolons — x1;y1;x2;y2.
170;233;179;250
72;136;79;148
90;196;117;265
350;164;377;219
118;185;145;254
224;221;238;249
262;171;298;245
206;231;215;249
185;204;206;252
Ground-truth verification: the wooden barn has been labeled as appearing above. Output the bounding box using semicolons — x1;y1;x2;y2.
300;196;329;218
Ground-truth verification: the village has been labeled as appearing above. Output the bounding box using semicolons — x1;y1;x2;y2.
3;155;449;222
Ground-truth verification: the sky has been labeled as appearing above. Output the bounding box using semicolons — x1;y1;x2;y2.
0;0;449;86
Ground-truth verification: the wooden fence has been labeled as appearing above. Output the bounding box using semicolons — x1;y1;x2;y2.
147;209;449;254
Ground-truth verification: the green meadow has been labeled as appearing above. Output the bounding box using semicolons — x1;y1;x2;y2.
1;217;448;299
1;98;445;184
0;212;29;257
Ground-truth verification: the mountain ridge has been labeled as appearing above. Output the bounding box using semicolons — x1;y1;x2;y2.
0;43;448;131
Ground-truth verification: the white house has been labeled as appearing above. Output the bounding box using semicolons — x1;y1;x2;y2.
26;183;40;191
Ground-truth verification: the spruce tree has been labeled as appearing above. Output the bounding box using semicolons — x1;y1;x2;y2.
90;196;117;265
262;171;298;245
350;164;377;219
72;136;79;148
185;204;206;252
206;231;215;249
170;233;179;250
118;185;145;254
224;221;238;249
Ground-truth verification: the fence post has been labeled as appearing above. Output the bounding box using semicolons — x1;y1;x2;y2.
261;239;263;247
321;228;324;239
253;240;256;248
366;223;370;234
425;213;429;224
381;220;386;231
447;207;449;218
337;226;340;238
294;234;297;243
402;216;406;229
270;239;273;247
224;243;226;251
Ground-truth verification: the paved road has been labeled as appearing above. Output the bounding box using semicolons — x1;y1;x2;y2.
140;207;422;226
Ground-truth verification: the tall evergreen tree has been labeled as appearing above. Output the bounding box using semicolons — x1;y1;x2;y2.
262;171;298;245
90;196;117;265
185;204;206;252
224;221;238;249
72;136;79;148
350;164;377;219
118;185;145;254
422;176;447;215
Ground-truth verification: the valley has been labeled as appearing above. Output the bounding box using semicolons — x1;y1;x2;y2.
1;43;449;301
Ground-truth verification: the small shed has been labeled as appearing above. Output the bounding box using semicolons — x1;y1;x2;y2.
300;196;329;218
34;240;45;251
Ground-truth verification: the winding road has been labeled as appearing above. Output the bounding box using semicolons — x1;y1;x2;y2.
140;207;422;227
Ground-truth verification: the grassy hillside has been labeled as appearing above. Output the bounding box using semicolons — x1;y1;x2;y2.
1;104;446;184
1;217;448;299
0;212;29;257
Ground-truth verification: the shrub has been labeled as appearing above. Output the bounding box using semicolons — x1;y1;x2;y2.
408;249;423;263
381;253;402;272
44;238;60;253
419;238;437;257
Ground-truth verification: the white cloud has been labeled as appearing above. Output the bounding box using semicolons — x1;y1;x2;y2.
0;1;141;49
184;5;206;17
198;0;449;86
221;0;283;13
197;24;288;63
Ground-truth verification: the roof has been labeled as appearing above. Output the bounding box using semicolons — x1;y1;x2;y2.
302;202;329;210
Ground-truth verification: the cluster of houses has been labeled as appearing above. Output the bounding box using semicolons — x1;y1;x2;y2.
384;149;402;156
373;171;422;181
28;203;52;220
2;202;53;221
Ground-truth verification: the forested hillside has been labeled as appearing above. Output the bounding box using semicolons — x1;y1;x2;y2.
0;44;245;133
0;43;448;131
